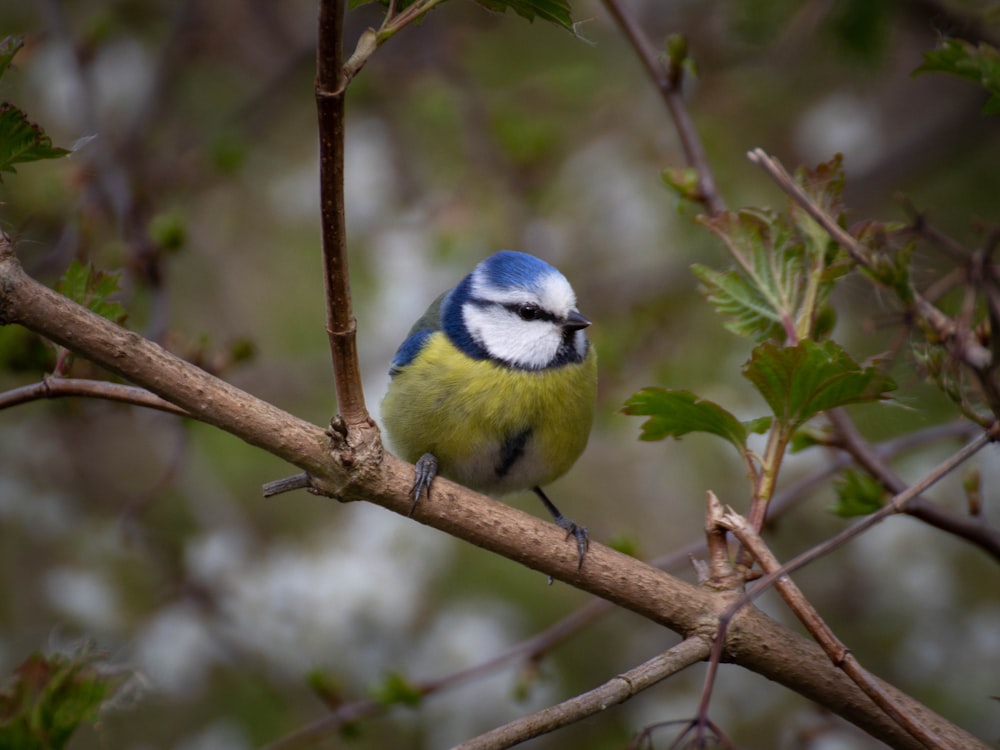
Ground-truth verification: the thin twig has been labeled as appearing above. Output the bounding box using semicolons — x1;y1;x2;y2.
316;0;369;426
748;147;993;372
696;430;993;750
827;409;1000;562
600;0;725;216
713;498;948;750
451;637;712;750
0;377;190;417
263;598;612;750
746;430;991;603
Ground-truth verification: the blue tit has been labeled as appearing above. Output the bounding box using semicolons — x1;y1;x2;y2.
381;250;597;566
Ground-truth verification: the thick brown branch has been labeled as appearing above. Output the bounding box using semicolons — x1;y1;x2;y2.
0;240;331;478
716;501;949;750
0;240;985;750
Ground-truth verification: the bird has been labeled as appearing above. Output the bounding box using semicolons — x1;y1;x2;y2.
381;250;597;567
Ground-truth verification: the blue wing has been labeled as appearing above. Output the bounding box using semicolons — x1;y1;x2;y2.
389;290;448;374
390;328;435;373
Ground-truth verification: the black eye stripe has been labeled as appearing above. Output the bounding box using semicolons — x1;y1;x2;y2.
503;302;557;323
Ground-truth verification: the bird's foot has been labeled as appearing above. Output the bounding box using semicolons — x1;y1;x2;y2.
533;486;588;570
409;453;438;517
556;516;589;571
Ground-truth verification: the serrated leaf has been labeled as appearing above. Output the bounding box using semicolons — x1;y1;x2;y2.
790;155;847;264
915;38;1000;114
697;157;850;343
692;262;787;341
696;208;809;342
473;0;573;31
0;103;70;181
830;468;887;517
0;36;24;81
622;388;750;453
742;340;896;430
55;261;128;326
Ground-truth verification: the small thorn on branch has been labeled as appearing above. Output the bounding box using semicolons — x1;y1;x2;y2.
263;472;313;497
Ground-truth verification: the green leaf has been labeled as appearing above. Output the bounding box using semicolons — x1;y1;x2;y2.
0;103;70;181
831;468;887;517
692;261;787;341
622;388;750;453
370;672;422;708
915;38;1000;114
0;651;114;750
55;261;128;326
148;211;187;253
745;415;773;435
661;166;701;203
696;157;851;343
473;0;573;31
789;155;846;258
306;670;342;707
696;208;807;342
789;424;828;453
742;340;896;430
0;36;24;81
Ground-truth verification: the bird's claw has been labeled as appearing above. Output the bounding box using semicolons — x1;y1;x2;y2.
557;518;589;571
409;453;438;517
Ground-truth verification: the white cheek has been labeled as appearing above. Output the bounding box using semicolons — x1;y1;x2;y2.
463;305;560;369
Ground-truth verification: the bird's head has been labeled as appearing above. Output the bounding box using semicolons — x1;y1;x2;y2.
443;250;591;370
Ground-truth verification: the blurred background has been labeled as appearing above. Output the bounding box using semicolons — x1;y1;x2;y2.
1;0;999;748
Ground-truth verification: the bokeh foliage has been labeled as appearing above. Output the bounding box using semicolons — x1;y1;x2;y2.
2;1;1000;748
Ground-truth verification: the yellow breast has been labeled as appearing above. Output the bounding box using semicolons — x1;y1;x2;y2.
381;332;597;494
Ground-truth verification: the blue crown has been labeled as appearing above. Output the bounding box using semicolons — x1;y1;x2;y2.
476;250;558;295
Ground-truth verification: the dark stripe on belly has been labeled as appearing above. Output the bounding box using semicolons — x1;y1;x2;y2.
496;428;532;479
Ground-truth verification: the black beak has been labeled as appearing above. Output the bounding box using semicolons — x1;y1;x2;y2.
564;310;591;331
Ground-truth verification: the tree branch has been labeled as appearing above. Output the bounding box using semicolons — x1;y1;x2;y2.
316;0;370;427
827;409;1000;563
714;499;949;750
454;637;712;750
601;0;725;216
748;148;994;374
0;377;189;417
0;237;331;477
0;236;986;750
265;598;612;749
